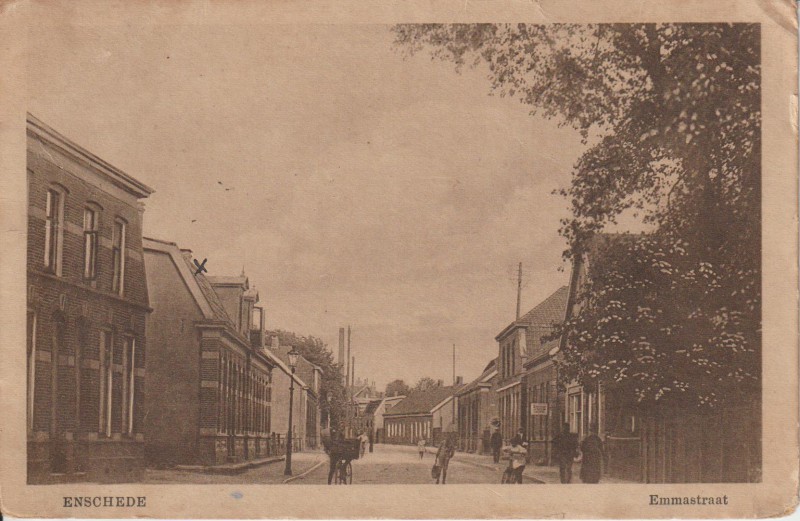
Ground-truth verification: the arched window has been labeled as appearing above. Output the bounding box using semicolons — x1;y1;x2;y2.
44;185;67;275
111;218;127;295
83;203;102;280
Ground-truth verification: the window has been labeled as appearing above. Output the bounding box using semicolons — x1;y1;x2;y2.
99;331;113;436
123;337;136;434
44;189;63;273
27;311;37;432
112;219;126;295
83;207;99;279
568;392;582;435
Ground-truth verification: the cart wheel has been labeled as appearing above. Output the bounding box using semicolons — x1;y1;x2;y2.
345;462;353;484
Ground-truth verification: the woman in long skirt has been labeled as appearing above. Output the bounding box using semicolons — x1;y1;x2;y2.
580;424;605;484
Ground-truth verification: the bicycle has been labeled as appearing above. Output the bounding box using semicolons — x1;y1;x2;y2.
335;458;353;484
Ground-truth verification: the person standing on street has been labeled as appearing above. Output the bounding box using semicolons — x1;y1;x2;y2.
358;431;369;458
490;429;503;464
322;428;343;485
552;423;579;484
434;435;455;484
417;438;427;460
503;434;528;483
580;424;605;484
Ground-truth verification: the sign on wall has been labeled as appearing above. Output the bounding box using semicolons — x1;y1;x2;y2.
530;403;548;416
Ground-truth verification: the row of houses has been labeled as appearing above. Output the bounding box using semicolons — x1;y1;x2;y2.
25;115;322;483
377;241;758;483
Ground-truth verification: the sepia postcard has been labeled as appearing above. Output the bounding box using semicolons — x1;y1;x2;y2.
0;0;797;518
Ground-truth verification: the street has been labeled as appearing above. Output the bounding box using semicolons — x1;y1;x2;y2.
144;444;542;485
287;444;537;485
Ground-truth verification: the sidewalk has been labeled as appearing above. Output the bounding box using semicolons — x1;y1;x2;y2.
144;450;325;484
174;455;284;475
440;448;637;484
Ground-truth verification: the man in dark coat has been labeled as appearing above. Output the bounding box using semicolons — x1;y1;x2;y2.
580;424;605;484
490;429;503;464
322;428;343;485
552;422;579;483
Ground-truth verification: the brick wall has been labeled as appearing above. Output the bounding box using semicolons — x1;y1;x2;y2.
27;127;150;483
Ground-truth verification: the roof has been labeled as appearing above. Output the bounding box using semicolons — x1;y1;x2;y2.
495;286;569;341
207;275;249;287
364;399;382;416
384;385;461;417
179;251;234;323
27;113;155;198
457;358;498;397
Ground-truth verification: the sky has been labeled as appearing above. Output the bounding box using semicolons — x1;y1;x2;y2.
27;24;587;390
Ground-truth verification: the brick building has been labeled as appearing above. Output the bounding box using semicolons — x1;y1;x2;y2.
494;286;568;446
518;286;569;465
269;342;322;451
456;358;498;454
383;385;461;446
26;115;154;483
143;238;276;466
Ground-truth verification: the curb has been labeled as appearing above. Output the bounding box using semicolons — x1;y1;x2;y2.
174;455;285;475
282;459;325;484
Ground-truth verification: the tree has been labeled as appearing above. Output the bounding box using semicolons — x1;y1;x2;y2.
385;379;411;397
413;377;440;392
394;24;760;409
268;330;347;429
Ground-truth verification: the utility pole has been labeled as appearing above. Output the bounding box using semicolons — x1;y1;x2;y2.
346;326;352;394
452;343;456;436
516;262;523;320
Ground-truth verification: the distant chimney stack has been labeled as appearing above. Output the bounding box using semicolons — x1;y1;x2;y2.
437;379;444;387
271;336;279;349
455;376;463;386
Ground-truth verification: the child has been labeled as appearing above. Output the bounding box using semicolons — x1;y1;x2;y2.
417;438;427;460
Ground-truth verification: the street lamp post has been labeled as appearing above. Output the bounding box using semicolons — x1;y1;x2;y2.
284;347;299;476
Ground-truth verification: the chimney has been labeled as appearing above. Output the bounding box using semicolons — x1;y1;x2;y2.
437;379;444;387
271;335;279;349
351;356;355;389
338;328;345;382
455;376;463;386
346;326;352;389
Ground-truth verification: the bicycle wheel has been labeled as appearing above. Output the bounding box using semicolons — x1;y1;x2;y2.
345;462;353;484
501;468;513;484
336;462;346;484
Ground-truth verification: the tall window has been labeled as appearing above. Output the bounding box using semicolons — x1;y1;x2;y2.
568;392;582;435
83;207;99;279
27;311;37;432
44;189;63;273
99;331;113;436
123;337;136;434
111;219;126;295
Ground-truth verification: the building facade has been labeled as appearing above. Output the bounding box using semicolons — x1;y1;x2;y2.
383;385;460;446
143;238;276;466
268;342;322;451
456;359;498;454
494;286;569;448
26;115;154;483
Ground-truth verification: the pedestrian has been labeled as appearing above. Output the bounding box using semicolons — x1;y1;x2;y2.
433;434;455;484
369;431;374;453
490;428;503;464
502;434;528;484
552;422;579;484
417;438;427;460
358;431;369;458
580;424;605;484
323;428;343;485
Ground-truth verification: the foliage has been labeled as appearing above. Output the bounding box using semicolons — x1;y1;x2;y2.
413;377;441;392
394;24;760;409
385;379;411;397
267;329;347;429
